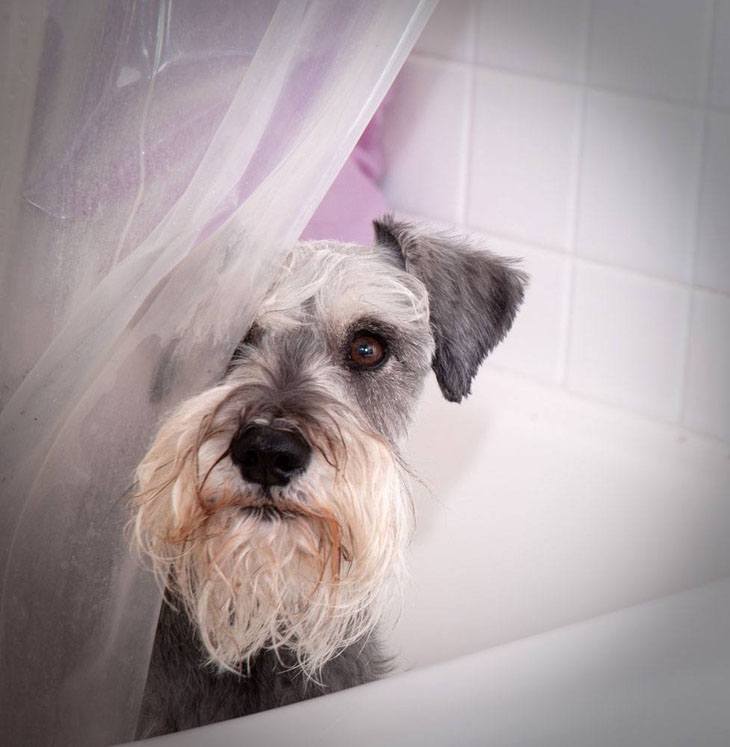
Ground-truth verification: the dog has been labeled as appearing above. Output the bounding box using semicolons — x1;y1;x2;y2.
131;216;527;737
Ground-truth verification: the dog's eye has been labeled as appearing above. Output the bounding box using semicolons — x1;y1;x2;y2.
348;332;387;369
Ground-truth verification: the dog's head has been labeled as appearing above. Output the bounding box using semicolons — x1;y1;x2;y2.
132;217;526;674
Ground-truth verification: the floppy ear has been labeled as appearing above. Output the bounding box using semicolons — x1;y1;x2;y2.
373;215;528;403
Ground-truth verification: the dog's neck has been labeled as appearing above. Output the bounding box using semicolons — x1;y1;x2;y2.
136;598;389;738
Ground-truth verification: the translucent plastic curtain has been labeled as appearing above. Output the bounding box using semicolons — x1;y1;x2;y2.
0;1;435;744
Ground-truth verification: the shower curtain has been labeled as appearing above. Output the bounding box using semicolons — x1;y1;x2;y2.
0;1;435;744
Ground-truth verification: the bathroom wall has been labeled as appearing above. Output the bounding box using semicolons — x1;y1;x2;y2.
381;0;730;670
382;0;730;444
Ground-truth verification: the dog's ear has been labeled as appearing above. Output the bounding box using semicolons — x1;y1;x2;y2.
373;215;528;403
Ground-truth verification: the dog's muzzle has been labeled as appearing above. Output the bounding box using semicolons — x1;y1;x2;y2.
230;424;311;487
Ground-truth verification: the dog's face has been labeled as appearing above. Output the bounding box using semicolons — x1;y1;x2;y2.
132;218;526;674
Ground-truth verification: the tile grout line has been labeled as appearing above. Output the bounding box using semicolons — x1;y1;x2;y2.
558;0;593;387
485;358;730;450
396;207;730;301
409;50;730;116
477;230;730;298
677;0;718;427
456;1;477;227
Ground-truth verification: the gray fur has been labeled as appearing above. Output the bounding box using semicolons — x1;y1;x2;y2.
137;600;388;739
150;336;182;403
374;215;528;402
228;256;434;442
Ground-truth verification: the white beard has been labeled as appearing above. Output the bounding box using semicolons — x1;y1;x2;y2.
131;383;413;675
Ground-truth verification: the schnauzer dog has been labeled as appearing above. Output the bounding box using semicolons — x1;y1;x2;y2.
131;216;527;737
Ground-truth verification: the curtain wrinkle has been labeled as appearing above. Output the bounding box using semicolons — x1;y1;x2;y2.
0;1;436;744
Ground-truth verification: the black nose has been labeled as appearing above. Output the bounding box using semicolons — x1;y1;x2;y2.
229;424;311;487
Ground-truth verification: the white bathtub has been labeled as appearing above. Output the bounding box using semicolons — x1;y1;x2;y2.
125;368;730;745
393;367;730;670
126;578;730;746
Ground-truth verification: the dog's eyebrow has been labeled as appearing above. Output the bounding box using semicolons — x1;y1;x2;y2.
347;317;396;339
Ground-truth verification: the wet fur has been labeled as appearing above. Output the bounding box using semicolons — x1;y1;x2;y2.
137;600;389;738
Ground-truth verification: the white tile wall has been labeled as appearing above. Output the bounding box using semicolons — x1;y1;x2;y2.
468;69;581;248
696;112;730;294
382;1;730;442
483;237;571;383
382;57;470;224
414;0;476;62
587;0;713;105
683;290;730;441
476;0;590;82
567;263;689;420
709;0;730;110
576;90;702;283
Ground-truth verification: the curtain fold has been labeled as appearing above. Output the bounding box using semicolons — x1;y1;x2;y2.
0;1;436;744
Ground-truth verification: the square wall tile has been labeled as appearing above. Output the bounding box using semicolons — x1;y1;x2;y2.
567;263;689;420
588;0;713;104
468;69;581;249
696;112;730;294
382;58;470;224
477;0;590;81
576;90;703;283
483;238;571;383
710;0;730;110
415;0;475;62
683;290;730;442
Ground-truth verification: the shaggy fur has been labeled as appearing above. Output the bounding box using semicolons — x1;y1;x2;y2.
132;218;527;737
